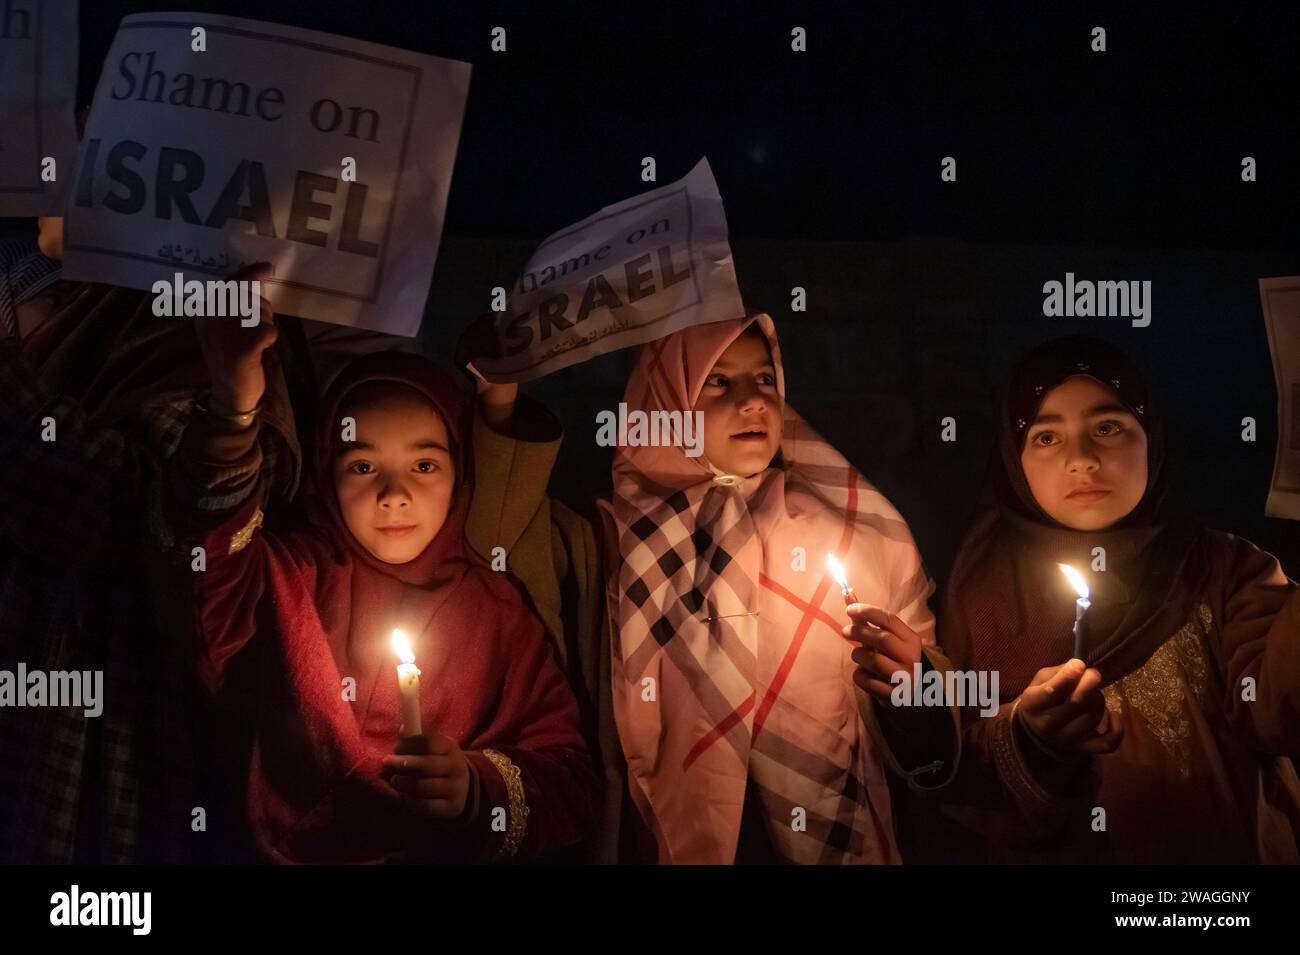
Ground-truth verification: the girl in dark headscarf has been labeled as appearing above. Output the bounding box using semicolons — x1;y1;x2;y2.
936;335;1300;863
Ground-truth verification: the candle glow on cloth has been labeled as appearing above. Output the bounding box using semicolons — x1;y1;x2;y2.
827;553;857;605
1057;564;1092;662
391;628;422;737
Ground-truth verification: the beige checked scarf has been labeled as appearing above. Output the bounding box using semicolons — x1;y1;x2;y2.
605;313;936;863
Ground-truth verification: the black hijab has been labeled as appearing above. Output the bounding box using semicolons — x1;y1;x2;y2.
941;336;1210;699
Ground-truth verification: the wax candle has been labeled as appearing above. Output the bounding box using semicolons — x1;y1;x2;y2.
391;628;422;737
827;554;857;606
1057;564;1092;662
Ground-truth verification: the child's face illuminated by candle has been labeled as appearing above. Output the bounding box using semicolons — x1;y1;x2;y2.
693;326;783;478
334;386;456;564
1020;375;1148;530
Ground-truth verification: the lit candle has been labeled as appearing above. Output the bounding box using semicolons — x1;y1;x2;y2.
1057;564;1091;662
827;554;857;606
391;628;422;738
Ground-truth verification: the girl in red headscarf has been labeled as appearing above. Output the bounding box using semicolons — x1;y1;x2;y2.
167;268;596;863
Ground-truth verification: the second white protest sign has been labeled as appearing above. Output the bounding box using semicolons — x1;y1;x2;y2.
468;158;745;382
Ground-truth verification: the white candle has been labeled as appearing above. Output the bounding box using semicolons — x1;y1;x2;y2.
391;628;422;737
1057;564;1092;661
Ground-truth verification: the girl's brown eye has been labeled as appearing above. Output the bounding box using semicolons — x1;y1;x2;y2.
349;461;372;474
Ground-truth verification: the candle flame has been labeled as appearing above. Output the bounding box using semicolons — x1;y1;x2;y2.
391;628;415;665
1058;563;1090;600
827;554;849;589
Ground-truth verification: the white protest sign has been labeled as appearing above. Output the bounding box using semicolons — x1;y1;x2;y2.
467;158;744;382
0;0;78;217
62;13;470;338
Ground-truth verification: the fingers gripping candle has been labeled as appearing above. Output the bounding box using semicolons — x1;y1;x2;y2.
391;628;422;737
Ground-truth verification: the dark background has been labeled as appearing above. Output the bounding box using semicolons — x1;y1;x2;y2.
59;0;1300;583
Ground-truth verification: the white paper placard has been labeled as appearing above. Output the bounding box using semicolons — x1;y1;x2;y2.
468;158;744;382
62;12;470;337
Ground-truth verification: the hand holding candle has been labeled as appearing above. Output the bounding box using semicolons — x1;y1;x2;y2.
830;554;923;701
383;617;473;819
1015;659;1123;756
1011;567;1121;756
381;731;473;820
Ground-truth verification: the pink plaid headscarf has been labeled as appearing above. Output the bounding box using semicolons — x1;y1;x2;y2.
604;313;936;863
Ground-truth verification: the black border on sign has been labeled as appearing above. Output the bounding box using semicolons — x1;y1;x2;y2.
64;19;425;304
0;0;46;193
500;185;705;376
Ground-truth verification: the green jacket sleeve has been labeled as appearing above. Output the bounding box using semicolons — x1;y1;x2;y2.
464;394;566;655
463;395;627;861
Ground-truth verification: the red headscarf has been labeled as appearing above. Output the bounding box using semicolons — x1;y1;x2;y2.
303;351;472;583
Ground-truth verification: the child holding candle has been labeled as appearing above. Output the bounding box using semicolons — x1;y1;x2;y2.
935;335;1300;863
168;267;597;863
606;312;959;864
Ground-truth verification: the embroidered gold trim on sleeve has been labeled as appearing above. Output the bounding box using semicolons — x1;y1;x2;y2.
483;748;529;858
228;507;264;555
1102;602;1212;779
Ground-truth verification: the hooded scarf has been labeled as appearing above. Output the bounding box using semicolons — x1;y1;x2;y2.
605;313;935;864
206;352;594;862
941;335;1211;700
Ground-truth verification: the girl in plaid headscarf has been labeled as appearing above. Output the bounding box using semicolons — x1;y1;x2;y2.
604;312;960;864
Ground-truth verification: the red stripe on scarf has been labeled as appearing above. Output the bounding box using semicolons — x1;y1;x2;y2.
751;480;860;735
683;693;755;770
685;480;861;758
758;572;845;635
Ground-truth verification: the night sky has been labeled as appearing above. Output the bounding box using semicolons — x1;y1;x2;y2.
52;1;1300;580
71;1;1300;246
